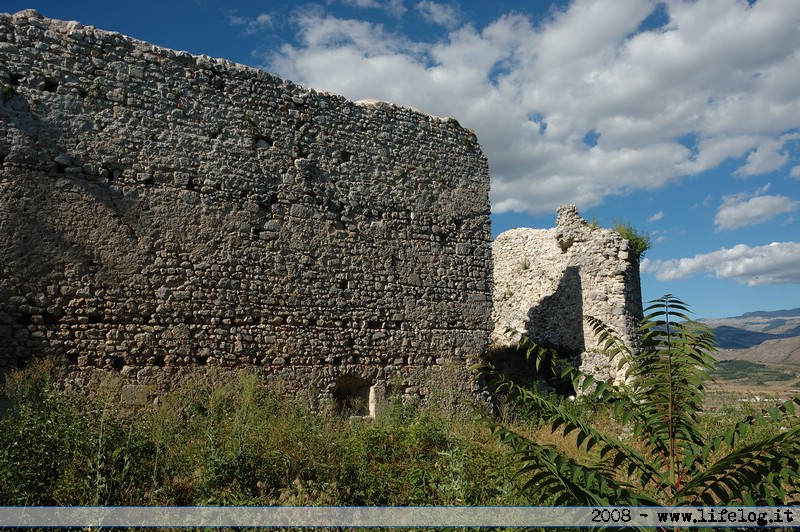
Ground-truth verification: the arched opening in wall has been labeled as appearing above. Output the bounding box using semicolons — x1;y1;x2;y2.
332;375;372;418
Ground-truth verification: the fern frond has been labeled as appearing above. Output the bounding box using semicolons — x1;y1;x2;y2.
704;395;800;460
478;294;800;508
514;383;665;489
676;425;800;505
584;315;632;357
478;333;668;495
625;295;717;486
488;421;660;506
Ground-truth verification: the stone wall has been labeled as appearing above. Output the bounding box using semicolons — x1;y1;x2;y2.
492;205;642;385
0;10;493;411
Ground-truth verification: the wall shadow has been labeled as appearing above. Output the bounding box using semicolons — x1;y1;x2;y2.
488;266;584;395
523;265;584;356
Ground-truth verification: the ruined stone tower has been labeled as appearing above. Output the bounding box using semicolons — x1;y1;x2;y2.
491;205;643;385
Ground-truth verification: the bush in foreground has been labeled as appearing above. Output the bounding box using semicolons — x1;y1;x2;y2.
0;364;526;507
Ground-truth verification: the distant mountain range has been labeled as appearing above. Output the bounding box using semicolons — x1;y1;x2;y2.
699;307;800;351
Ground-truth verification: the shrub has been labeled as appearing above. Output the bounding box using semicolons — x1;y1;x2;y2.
0;364;520;506
613;220;651;260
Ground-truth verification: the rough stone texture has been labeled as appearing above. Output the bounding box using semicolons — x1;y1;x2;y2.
492;205;642;385
0;10;492;407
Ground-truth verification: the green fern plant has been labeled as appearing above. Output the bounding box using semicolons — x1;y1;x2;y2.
473;295;800;506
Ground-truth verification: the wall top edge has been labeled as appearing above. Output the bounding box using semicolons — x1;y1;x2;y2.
2;9;461;126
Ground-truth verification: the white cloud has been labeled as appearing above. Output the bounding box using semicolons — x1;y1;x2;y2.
715;184;799;230
341;0;406;17
415;1;460;28
792;166;800;178
647;211;664;223
228;12;272;36
266;0;800;214
642;242;800;286
284;13;423;57
342;0;381;7
682;135;763;175
734;139;789;177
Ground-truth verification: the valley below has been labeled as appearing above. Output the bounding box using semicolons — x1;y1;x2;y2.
701;307;800;397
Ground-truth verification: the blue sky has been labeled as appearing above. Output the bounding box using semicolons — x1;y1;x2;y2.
4;0;800;319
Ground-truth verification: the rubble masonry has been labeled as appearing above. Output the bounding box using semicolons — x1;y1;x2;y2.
0;10;493;411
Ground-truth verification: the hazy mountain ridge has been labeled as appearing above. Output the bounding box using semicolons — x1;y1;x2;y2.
699;307;800;349
708;326;783;350
716;337;800;366
698;308;800;367
740;308;800;320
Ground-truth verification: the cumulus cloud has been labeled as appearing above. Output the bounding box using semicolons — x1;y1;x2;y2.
647;211;664;223
734;139;789;177
228;12;272;36
714;184;799;230
341;0;381;7
265;0;800;214
641;242;800;286
415;1;460;28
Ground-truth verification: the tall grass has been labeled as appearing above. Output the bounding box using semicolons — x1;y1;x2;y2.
0;360;528;506
1;358;787;507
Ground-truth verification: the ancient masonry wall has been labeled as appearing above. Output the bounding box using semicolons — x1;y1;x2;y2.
0;10;492;409
492;205;643;385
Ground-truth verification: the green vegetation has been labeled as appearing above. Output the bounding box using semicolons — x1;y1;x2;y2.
1;83;15;103
474;295;800;506
243;111;257;134
82;84;100;100
714;359;797;384
2;296;799;509
612;219;651;260
584;217;650;258
0;361;525;506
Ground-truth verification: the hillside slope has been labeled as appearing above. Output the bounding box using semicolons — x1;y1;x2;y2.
701;308;800;349
717;337;800;367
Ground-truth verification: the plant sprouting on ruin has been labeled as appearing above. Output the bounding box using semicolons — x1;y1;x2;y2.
612;220;651;260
